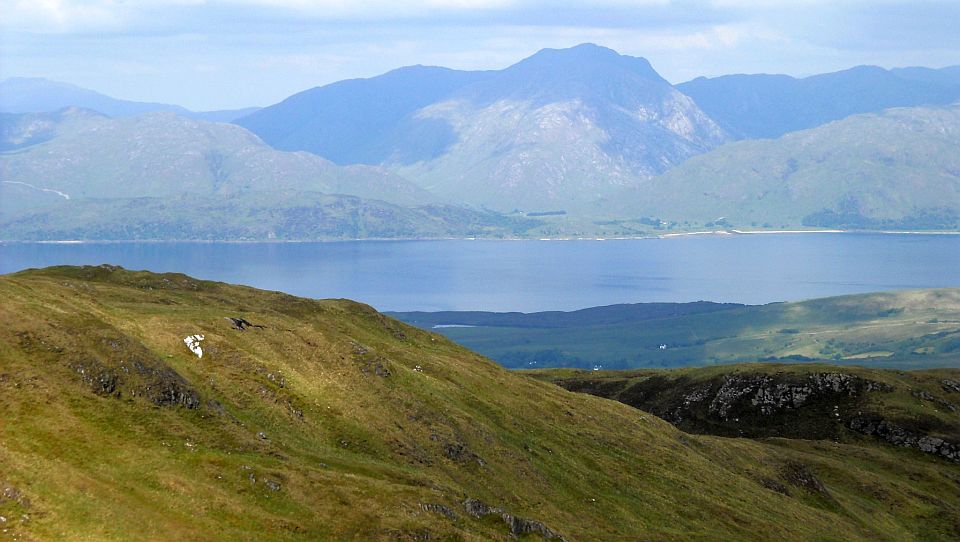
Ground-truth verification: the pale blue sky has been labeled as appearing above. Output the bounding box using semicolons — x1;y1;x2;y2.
2;0;958;110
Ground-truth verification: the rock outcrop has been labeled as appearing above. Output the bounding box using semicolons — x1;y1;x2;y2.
557;370;959;462
848;418;960;461
462;498;567;541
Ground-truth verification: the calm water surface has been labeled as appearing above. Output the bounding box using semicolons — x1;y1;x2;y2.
1;234;958;312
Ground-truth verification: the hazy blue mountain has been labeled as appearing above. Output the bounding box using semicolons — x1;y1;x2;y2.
612;104;960;229
242;44;727;212
8;51;960;235
0;108;109;152
892;65;960;87
0;108;543;240
0;77;258;121
235;66;490;165
0;108;436;220
458;43;669;106
678;65;960;139
395;44;728;211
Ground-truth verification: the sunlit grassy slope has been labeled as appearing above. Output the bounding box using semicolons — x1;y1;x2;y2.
1;266;959;540
392;289;960;370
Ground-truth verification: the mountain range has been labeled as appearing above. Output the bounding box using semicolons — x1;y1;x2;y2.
0;109;539;240
0;108;431;209
2;44;960;239
0;77;258;122
613;104;960;230
240;44;730;212
678;65;960;139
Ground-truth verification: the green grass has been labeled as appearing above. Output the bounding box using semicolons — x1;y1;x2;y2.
393;289;960;370
1;266;959;540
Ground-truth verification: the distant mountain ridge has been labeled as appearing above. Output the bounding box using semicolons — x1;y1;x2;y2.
678;64;960;139
0;77;259;122
236;66;489;165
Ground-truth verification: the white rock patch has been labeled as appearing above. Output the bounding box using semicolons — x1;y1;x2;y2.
184;334;205;358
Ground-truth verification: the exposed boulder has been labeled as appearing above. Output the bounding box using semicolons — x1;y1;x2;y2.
941;379;960;394
224;317;266;331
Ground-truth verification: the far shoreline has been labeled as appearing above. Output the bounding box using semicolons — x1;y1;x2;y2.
1;228;959;245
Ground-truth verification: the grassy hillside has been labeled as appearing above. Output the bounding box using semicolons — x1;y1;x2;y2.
3;266;960;540
392;289;960;370
613;105;960;230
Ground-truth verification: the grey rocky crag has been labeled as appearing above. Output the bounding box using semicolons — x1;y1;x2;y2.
419;502;459;521
848;418;960;461
462;498;567;541
911;389;957;412
558;371;959;462
675;372;890;426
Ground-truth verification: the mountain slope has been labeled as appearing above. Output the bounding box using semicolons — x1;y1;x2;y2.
0;108;437;220
394;45;728;212
614;104;960;229
2;265;959;540
0;77;258;121
236;66;489;165
240;44;729;213
678;65;960;139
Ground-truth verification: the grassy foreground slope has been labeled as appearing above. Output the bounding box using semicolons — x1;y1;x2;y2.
1;266;959;540
392;289;960;370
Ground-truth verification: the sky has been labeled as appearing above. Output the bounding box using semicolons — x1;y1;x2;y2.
2;0;959;111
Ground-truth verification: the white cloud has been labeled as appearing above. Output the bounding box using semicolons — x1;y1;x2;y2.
2;0;122;31
1;0;689;32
